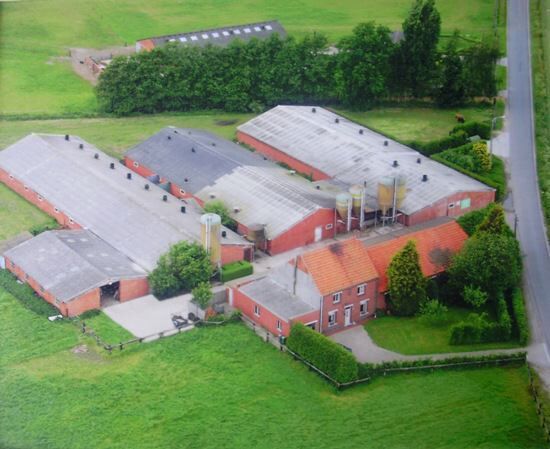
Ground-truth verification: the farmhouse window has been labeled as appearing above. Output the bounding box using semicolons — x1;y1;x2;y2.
360;300;369;316
332;292;342;304
328;311;337;327
357;284;366;295
276;320;282;332
254;305;260;316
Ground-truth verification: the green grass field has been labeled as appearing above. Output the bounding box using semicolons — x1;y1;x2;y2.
0;290;544;449
0;184;56;242
365;307;521;355
0;0;496;116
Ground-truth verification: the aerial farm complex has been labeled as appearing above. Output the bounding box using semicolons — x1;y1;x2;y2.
0;106;494;330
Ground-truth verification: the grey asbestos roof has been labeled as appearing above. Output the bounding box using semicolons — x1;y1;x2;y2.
239;276;317;320
140;20;286;49
4;230;145;302
125;127;272;193
238;106;494;216
0;134;248;272
127;127;337;240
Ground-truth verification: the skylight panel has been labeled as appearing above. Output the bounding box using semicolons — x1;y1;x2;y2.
254;26;261;31
222;31;230;36
244;28;251;33
234;29;241;35
190;35;198;41
212;32;220;38
180;37;187;42
265;25;273;30
202;33;209;39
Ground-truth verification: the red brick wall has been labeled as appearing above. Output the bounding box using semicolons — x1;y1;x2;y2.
290;310;323;332
319;280;379;335
221;244;253;264
237;131;331;181
65;289;101;317
403;190;495;226
0;168;82;229
119;277;150;301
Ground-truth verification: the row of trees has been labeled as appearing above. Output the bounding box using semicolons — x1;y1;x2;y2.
97;0;500;114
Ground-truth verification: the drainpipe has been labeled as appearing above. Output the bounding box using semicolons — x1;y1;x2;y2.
292;258;298;295
319;295;324;333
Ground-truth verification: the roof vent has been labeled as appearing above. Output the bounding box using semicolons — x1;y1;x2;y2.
79;143;84;149
393;160;399;167
191;147;196;153
422;174;428;182
167;135;172;140
311;107;316;113
110;162;115;169
94;153;99;159
184;178;189;183
127;173;132;180
221;230;227;238
363;180;367;187
335;118;339;124
144;184;150;190
384;140;389;146
289;170;296;175
316;185;321;190
233;206;240;213
417;158;422;164
162;194;168;202
180;206;186;214
65;134;70;141
209;192;216;199
359;129;364;135
211;142;216;147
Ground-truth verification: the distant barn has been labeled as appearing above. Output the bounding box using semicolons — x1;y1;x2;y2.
136;20;286;52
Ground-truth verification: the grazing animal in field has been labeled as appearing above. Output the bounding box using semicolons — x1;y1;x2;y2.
455;113;465;123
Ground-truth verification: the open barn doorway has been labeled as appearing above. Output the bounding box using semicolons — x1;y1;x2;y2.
100;281;120;308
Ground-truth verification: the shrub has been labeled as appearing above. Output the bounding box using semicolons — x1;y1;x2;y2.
476;204;511;236
511;288;529;345
463;285;489;308
220;260;253;283
451;121;491;140
203;200;237;231
418;299;448;325
456;203;496;236
286;323;358;383
449;313;486;344
410;130;469;156
472;141;492;172
0;269;58;316
192;282;213;310
29;221;59;236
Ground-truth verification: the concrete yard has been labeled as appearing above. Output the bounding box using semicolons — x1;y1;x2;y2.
103;293;195;339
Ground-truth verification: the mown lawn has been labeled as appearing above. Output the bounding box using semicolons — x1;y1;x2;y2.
0;184;56;242
0;290;545;449
0;0;496;116
340;104;493;143
366;307;522;355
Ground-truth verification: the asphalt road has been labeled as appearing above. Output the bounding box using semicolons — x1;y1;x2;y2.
507;0;550;364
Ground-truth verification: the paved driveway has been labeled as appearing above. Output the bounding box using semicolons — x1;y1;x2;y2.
103;293;195;339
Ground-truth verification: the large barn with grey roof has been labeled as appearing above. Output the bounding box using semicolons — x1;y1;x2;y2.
136;20;286;52
125;128;339;254
237;106;496;226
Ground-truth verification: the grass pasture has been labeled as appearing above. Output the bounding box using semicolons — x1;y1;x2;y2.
0;290;545;449
0;0;496;116
365;307;521;355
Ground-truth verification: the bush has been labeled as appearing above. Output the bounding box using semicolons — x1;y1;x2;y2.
449;313;486;344
418;299;448;325
457;203;496;236
451;121;491;139
0;269;58;316
286;323;358;383
511;288;529;345
29;221;59;236
463;285;488;308
203;200;237;232
220;261;253;283
472;141;492;172
192;282;213;309
410;130;469;156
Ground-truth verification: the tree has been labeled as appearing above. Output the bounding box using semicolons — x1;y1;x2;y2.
192;282;213;310
448;232;522;301
398;0;441;97
387;240;427;316
203;200;237;231
463;285;489;308
463;39;500;98
476;204;508;235
149;242;213;299
335;22;394;108
471;141;492;173
436;32;466;106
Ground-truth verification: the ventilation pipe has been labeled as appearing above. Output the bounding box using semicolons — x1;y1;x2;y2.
79;143;84;150
162;195;168;202
110;163;115;169
144;184;150;190
422;174;428;182
94;153;99;159
180;206;186;214
126;173;132;180
64;135;69;141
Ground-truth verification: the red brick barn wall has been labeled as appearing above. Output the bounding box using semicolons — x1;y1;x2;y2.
320;280;379;335
267;208;336;255
119;277;150;302
0;168;82;229
237;131;331;181
403;190;495;227
221;244;253;264
231;288;292;336
64;289;101;316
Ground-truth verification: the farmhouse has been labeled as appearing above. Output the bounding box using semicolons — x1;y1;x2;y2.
237;106;496;226
0;134;253;314
125;128;338;254
230;219;468;337
136;20;286;52
4;230;147;316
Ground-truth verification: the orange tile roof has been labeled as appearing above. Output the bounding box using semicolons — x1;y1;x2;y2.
138;39;156;51
298;239;379;296
364;221;468;292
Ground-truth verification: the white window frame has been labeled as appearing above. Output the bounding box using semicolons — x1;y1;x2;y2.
332;291;342;304
357;283;366;296
133;161;139;168
360;299;369;317
254;305;260;317
328;310;338;327
305;321;317;330
276;320;282;332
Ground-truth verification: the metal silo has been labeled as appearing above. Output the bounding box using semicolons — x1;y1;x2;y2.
335;192;352;219
200;213;222;266
395;175;407;209
349;184;364;217
377;176;395;216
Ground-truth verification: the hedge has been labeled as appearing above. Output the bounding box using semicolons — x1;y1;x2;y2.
0;269;58;316
409;130;469;156
220;260;253;283
286;323;358;383
29;221;59;236
456;203;496;236
431;153;506;200
512;288;530;345
451;121;491;140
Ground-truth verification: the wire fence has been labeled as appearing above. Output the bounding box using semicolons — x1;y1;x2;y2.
527;365;550;444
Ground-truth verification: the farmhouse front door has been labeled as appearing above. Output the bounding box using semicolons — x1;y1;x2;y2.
314;226;322;242
344;306;352;326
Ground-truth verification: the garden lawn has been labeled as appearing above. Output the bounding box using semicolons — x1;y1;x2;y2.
0;184;56;242
339;104;492;143
366;307;521;355
0;290;545;449
0;0;495;116
79;311;135;344
0;113;253;157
